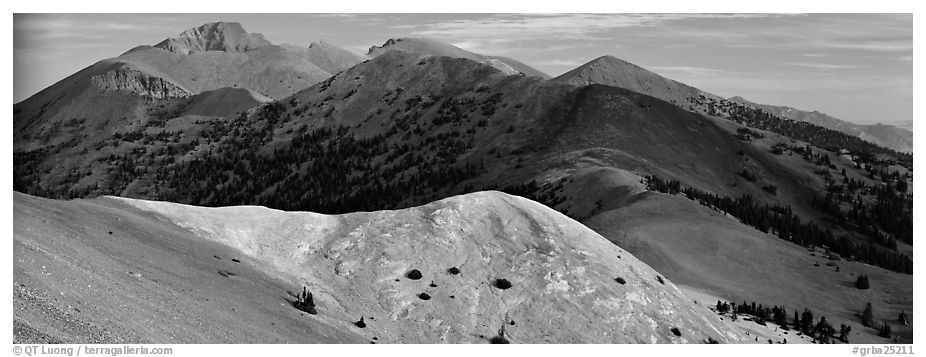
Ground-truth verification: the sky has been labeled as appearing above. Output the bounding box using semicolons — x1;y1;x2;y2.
13;13;913;126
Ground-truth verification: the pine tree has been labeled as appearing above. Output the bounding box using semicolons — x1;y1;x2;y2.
815;316;834;343
855;275;870;289
801;309;815;334
862;302;875;327
898;310;909;325
878;321;892;338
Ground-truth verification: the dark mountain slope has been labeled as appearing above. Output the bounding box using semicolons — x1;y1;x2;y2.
552;56;911;162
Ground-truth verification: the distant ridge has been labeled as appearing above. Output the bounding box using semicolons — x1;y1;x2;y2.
368;37;550;79
728;96;912;153
280;40;368;74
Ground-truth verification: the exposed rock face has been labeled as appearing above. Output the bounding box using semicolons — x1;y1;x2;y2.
154;22;272;55
118;191;745;343
90;65;191;99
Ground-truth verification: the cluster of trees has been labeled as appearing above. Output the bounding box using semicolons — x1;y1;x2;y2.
813;173;913;247
645;175;912;273
293;286;317;315
861;302;896;339
716;299;847;343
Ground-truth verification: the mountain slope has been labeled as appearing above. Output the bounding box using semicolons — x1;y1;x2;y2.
728;96;912;153
14;192;365;343
368;38;550;79
282;41;368;74
15;191;745;343
583;191;913;343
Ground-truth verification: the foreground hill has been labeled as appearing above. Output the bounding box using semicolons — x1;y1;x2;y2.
728;96;912;153
14;191;744;343
368;37;550;79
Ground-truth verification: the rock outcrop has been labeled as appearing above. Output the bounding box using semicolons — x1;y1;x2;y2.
90;65;191;99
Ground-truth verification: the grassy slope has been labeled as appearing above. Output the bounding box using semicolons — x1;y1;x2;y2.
13;192;364;343
584;191;912;343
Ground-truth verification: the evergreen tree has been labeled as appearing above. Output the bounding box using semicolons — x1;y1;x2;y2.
878;322;892;338
855;275;870;289
801;309;815;334
898;310;909;325
862;302;875;327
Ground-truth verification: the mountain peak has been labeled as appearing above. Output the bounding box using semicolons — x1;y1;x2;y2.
154;22;273;55
552;55;720;105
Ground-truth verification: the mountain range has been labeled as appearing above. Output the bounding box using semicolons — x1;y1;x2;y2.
13;21;913;344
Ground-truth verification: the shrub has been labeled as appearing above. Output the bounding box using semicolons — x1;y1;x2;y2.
448;267;460;275
494;278;512;290
656;275;665;285
671;327;682;337
614;277;626;285
418;293;431;300
489;322;509;344
354;317;366;328
407;269;423;280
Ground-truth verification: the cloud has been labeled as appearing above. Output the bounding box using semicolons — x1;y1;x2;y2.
400;13;786;43
782;62;862;70
648;65;742;77
531;59;587;67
